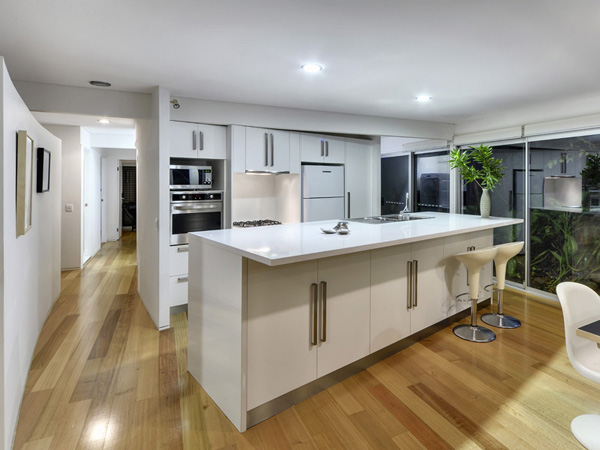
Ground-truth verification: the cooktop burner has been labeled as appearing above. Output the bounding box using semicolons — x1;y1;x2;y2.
233;219;282;228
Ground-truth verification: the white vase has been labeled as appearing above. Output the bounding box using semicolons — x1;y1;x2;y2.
480;188;491;218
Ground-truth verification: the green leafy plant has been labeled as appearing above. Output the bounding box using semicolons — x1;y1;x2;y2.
581;153;600;188
449;144;505;191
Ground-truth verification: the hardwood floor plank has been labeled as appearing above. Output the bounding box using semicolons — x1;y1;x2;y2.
21;437;54;450
158;328;184;450
47;399;91;450
13;233;596;449
88;309;121;360
368;383;453;450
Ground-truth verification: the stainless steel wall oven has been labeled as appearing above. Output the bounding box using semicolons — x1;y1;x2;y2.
170;190;223;245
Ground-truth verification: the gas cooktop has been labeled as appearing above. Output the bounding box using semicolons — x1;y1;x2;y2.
232;219;282;228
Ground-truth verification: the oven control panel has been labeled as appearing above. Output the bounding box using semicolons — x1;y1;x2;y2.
170;191;223;203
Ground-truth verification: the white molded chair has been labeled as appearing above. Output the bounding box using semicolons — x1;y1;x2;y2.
556;282;600;450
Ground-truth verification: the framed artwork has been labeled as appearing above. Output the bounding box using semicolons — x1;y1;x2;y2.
37;147;51;192
16;130;34;236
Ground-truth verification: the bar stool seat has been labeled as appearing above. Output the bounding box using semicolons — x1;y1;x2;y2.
453;246;498;343
481;241;524;329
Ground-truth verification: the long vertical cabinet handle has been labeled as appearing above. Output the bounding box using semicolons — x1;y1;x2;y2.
412;260;418;307
192;130;197;151
311;283;318;346
320;140;324;157
347;192;351;218
325;140;329;157
407;261;413;309
199;131;204;151
270;133;274;167
264;133;269;167
320;281;327;342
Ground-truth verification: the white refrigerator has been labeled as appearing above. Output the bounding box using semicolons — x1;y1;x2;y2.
301;165;345;222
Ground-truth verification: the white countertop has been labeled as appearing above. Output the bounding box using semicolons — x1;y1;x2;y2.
190;212;523;266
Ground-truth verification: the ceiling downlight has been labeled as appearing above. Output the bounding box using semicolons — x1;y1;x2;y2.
301;63;323;73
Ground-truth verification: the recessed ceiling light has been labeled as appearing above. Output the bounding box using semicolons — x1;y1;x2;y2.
416;95;432;102
89;80;112;87
301;63;323;73
98;118;111;124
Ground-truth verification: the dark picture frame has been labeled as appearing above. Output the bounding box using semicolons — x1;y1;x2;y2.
36;147;51;193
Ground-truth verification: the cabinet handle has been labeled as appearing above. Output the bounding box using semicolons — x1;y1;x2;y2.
177;246;189;253
321;140;324;157
325;140;329;157
177;276;188;283
320;281;327;342
407;261;413;309
347;192;351;218
270;133;274;167
199;131;204;150
264;133;269;166
412;260;418;308
311;283;318;346
193;131;197;151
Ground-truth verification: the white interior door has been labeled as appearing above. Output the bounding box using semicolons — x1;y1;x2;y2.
83;147;93;263
83;147;102;264
101;157;107;243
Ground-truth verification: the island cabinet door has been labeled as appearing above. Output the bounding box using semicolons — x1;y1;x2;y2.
370;244;413;353
315;251;371;378
409;238;446;334
246;259;319;410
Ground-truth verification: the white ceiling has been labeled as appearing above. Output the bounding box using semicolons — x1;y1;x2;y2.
1;0;600;124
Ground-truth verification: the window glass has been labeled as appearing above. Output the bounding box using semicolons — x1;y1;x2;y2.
414;151;450;213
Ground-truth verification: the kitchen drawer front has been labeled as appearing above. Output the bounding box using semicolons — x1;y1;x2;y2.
169;275;188;307
169;244;189;276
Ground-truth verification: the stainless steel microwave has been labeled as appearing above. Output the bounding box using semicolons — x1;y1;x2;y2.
169;165;212;190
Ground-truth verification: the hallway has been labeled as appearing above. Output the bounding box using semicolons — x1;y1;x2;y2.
12;232;597;449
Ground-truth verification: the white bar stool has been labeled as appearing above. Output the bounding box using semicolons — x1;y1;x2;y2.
453;246;498;343
481;241;524;329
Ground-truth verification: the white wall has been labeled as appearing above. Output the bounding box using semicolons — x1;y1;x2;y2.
99;147;136;241
135;87;170;330
14;81;150;120
45;125;82;269
1;58;62;450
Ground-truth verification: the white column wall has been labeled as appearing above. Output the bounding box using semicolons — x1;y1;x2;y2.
135;87;170;329
1;58;62;450
45;125;83;269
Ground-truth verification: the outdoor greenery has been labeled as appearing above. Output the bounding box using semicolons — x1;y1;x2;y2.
530;209;600;293
581;153;600;188
449;144;505;191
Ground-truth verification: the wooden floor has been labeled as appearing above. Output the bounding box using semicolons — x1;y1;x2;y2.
12;232;599;449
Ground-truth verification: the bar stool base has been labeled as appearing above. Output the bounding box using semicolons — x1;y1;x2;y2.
453;324;496;343
481;313;521;329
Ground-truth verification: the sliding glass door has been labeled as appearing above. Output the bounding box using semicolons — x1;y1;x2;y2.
528;134;600;294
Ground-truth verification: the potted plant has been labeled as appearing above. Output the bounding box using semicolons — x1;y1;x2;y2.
449;144;505;218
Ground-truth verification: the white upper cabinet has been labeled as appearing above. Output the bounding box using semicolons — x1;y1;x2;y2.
170;121;226;159
245;127;290;172
300;134;345;164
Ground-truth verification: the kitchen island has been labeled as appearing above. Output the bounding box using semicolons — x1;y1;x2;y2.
187;212;522;432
